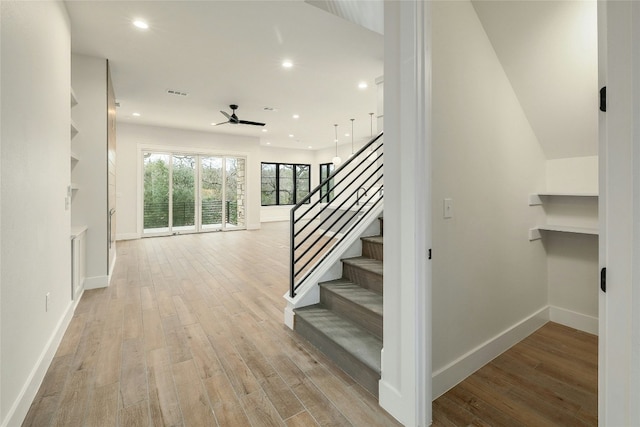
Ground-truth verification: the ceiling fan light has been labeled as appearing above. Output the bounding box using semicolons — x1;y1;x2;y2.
332;156;342;166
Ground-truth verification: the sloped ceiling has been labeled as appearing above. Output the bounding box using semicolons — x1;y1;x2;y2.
472;1;598;160
305;0;383;35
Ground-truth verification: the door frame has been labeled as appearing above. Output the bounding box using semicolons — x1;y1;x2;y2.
598;1;640;425
137;144;249;237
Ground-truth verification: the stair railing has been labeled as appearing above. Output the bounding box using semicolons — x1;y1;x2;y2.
290;132;383;298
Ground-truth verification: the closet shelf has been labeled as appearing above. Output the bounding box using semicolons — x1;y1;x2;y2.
529;225;599;241
70;88;78;107
71;120;79;138
529;192;598;206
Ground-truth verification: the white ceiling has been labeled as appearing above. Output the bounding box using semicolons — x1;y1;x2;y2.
65;0;384;150
472;0;598;160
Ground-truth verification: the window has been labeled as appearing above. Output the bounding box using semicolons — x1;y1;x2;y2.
319;163;335;203
261;162;310;205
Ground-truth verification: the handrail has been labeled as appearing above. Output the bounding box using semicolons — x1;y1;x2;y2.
289;132;383;298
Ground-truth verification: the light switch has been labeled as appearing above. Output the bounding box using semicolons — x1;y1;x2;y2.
443;198;453;219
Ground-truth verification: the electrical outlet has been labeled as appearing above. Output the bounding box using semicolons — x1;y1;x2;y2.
46;292;50;312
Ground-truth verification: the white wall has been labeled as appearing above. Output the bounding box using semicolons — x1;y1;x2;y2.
71;54;109;288
430;0;548;395
260;146;317;222
546;156;598;193
472;0;598;160
1;2;73;424
116;123;263;236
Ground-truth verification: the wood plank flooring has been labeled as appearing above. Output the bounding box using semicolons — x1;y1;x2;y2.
23;222;597;426
23;222;401;427
432;322;598;426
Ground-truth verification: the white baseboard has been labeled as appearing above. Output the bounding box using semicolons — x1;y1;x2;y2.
116;232;139;241
2;301;75;427
247;222;261;230
549;305;598;335
432;305;549;399
379;372;407;426
84;275;109;289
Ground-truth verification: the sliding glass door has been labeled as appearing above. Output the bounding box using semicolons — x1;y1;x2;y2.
143;151;246;236
172;155;196;233
201;156;224;230
143;153;170;234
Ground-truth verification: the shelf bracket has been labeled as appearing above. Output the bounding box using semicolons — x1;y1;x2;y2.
528;194;542;206
528;228;541;241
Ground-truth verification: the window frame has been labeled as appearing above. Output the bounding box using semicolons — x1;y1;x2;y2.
319;162;335;203
261;162;311;206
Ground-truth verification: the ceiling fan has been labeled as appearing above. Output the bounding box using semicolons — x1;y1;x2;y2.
214;104;265;127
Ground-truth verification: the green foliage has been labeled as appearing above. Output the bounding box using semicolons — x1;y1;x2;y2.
143;154;243;230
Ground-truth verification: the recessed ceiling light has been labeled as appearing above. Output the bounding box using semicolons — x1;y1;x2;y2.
133;20;149;30
132;112;141;117
262;129;268;132
308;146;313;149
266;142;271;145
211;122;217;126
289;134;294;138
358;81;368;89
345;133;350;137
282;60;293;68
292;114;300;119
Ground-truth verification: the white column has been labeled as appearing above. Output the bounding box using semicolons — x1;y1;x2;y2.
379;1;432;426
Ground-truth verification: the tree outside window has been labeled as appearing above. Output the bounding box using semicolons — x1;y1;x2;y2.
261;162;310;205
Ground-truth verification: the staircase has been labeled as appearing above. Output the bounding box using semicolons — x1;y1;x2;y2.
294;218;383;397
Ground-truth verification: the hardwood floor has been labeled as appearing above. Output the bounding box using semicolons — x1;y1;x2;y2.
23;222;598;426
23;222;401;427
432;322;598;427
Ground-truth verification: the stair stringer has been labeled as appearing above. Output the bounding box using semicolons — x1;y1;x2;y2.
284;203;383;330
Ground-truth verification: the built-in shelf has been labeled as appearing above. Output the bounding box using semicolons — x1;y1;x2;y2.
529;225;599;241
529;192;598;206
70;88;78;108
70;119;79;139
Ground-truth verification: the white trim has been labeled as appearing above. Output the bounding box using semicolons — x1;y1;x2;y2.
116;232;140;241
108;250;117;285
548;305;598;336
84;275;109;289
431;306;549;399
246;223;260;230
1;301;74;427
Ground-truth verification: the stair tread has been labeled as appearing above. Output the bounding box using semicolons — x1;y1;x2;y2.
319;279;383;316
361;235;383;245
295;306;382;373
341;256;383;275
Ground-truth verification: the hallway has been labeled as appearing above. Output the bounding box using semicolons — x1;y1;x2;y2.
23;222;400;426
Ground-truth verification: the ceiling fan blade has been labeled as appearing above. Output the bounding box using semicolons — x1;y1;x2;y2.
220;110;231;120
213;121;230;126
238;120;266;127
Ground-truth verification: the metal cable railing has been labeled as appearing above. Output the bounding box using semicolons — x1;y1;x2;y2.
290;132;383;298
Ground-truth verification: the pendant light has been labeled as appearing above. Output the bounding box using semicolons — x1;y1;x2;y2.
369;112;374;137
349;118;355;158
332;124;341;166
368;113;375;161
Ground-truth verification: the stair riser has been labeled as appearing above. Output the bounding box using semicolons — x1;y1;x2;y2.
343;264;383;294
294;316;380;397
362;240;383;261
320;289;383;339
